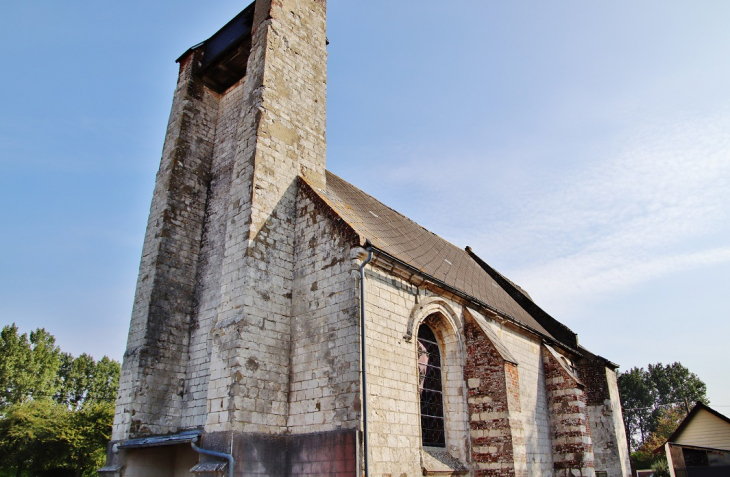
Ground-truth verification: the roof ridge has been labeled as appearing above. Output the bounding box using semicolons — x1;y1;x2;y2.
465;246;578;349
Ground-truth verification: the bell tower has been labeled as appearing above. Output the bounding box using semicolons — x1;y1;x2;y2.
103;1;350;476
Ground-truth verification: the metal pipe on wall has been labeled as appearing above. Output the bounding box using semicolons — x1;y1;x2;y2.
191;438;234;477
359;244;373;477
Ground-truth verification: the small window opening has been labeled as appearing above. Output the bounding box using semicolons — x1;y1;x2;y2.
417;324;446;448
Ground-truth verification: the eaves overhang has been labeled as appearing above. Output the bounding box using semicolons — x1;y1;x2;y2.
118;430;202;449
365;243;584;358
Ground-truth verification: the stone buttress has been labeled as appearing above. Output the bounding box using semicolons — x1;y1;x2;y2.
103;1;360;475
464;309;528;477
543;345;596;477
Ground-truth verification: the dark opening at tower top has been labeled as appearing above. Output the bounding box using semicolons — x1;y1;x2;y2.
176;2;256;93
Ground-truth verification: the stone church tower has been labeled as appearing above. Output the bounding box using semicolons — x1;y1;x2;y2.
101;1;632;476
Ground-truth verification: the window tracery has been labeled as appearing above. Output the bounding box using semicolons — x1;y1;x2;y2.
417;323;446;448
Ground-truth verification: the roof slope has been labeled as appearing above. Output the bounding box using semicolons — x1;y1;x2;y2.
305;171;574;342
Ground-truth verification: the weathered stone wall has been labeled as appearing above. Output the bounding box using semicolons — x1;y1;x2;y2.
203;0;328;435
605;368;631;476
464;315;526;476
577;357;630;476
113;51;220;440
361;265;434;475
356;256;568;476
197;429;357;476
287;430;358;476
114;0;329;444
587;367;630;477
287;184;361;433
181;77;246;431
483;319;554;476
543;346;595;476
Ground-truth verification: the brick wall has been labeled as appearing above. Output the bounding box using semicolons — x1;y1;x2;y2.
288;430;357;476
542;345;595;476
485;320;553;475
578;358;631;477
464;315;526;476
202;429;357;476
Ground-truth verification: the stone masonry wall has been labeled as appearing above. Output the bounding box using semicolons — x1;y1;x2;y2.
464;317;526;476
113;52;220;440
287;183;361;433
115;0;329;443
578;364;630;477
362;264;431;476
483;320;553;476
180;77;246;430
358;256;565;476
204;0;328;436
579;359;616;476
543;346;595;476
606;368;631;476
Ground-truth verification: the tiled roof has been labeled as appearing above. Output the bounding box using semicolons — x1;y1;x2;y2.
304;171;560;341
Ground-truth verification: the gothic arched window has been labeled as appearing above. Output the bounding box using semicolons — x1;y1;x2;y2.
417;323;446;447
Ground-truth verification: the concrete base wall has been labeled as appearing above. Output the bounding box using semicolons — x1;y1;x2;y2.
203;429;357;476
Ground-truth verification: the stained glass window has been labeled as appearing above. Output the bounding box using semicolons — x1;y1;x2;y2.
417;324;445;447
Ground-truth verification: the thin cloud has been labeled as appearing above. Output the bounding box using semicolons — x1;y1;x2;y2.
369;111;730;316
484;112;730;313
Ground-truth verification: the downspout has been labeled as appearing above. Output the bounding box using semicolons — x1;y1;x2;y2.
359;243;373;477
191;437;234;477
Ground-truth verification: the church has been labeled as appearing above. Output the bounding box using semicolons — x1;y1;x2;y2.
100;1;631;476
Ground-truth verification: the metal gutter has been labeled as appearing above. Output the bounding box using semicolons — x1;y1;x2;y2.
368;245;583;358
118;430;202;449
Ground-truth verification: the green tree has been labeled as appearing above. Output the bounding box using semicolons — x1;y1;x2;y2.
630;407;685;470
651;456;671;477
56;353;120;410
0;324;120;477
647;362;708;413
0;324;61;409
618;366;654;450
65;401;115;476
618;361;708;453
56;353;95;409
0;399;70;476
86;356;120;404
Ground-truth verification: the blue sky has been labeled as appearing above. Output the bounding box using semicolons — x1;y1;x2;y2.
1;1;728;407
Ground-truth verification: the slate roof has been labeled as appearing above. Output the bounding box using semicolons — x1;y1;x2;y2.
304;171;578;344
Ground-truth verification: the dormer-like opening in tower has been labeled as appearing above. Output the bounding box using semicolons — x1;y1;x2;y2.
176;2;256;93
